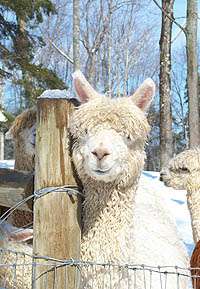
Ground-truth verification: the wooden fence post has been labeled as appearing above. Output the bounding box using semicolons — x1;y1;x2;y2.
33;95;81;289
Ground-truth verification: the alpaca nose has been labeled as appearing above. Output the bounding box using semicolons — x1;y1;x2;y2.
92;148;110;160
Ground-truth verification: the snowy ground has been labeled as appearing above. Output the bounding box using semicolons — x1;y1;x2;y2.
142;171;194;255
0;160;194;255
0;160;15;169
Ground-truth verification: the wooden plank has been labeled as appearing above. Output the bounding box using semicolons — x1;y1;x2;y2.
0;168;33;211
33;97;81;289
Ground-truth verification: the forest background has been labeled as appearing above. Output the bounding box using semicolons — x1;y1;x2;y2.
0;0;199;171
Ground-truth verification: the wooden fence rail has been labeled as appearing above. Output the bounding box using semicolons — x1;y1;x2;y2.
0;168;33;211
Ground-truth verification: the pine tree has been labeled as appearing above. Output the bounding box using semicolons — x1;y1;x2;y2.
0;0;66;107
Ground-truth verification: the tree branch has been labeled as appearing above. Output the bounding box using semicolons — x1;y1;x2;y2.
152;0;186;34
47;39;74;64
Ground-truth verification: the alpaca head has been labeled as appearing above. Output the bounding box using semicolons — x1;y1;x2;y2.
6;107;36;171
69;71;155;187
160;148;200;190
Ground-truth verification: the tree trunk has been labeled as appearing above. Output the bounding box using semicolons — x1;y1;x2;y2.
0;132;4;160
107;0;112;96
159;0;174;168
0;81;4;160
73;0;80;71
186;0;200;147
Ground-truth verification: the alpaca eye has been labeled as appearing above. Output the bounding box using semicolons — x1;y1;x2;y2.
180;167;189;172
125;134;134;146
85;128;88;135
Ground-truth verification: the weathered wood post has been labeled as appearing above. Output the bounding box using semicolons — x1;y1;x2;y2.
33;93;81;289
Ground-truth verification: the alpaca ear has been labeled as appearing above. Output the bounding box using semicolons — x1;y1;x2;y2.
72;70;100;103
130;78;155;112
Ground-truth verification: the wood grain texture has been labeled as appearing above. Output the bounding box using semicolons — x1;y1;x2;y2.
33;98;81;289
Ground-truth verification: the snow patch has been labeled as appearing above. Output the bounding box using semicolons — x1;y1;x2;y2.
142;171;194;254
0;160;14;169
38;89;75;100
0;111;7;122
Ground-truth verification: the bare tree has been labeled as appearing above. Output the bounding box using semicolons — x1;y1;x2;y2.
170;46;189;152
186;0;200;147
81;0;110;84
36;0;159;96
0;80;5;160
73;0;80;70
159;0;174;168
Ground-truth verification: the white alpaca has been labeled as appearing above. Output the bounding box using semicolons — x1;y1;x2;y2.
69;71;189;289
3;108;36;228
161;147;200;244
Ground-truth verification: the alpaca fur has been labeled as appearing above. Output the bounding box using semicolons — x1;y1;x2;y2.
190;240;200;289
160;147;200;244
0;222;32;289
8;106;36;172
69;71;189;289
2;108;37;228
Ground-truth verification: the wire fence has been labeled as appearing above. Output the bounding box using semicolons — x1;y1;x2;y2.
0;248;199;289
0;186;198;289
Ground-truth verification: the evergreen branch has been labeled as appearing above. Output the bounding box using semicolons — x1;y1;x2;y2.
0;67;12;77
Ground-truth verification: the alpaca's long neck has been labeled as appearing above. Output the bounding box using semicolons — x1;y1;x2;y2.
14;139;34;172
187;177;200;244
81;180;139;263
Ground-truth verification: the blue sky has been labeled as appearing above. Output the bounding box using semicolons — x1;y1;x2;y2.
151;1;200;48
173;0;200;46
172;1;186;47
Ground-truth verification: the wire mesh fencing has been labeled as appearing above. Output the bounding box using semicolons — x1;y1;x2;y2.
0;248;199;289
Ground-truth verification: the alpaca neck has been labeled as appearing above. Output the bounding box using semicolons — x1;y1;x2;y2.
14;139;34;172
81;178;139;263
186;176;200;244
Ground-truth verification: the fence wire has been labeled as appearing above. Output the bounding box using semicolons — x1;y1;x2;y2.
0;185;81;227
0;187;197;289
0;248;199;289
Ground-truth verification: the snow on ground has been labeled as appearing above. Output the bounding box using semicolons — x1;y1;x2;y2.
0;111;7;122
0;160;14;169
0;160;194;255
142;171;194;255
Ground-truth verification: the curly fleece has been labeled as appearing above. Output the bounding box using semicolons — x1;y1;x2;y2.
70;94;189;289
162;147;200;244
